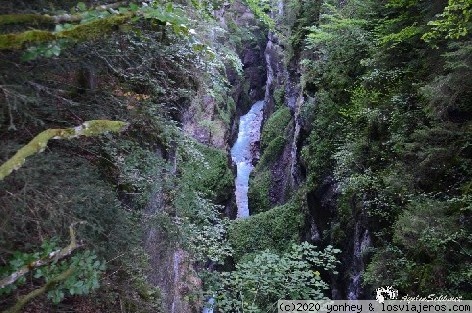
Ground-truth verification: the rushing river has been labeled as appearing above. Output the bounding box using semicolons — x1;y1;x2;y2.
202;101;264;313
230;100;265;218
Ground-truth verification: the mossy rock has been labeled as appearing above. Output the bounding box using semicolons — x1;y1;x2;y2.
273;86;285;109
248;169;271;214
260;106;291;150
256;135;286;170
228;201;303;261
180;142;234;203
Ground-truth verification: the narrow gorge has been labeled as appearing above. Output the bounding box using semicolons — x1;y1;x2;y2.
0;0;470;312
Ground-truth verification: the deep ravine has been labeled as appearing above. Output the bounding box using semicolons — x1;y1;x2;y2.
201;101;264;313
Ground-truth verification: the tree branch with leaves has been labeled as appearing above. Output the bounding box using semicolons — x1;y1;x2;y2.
0;1;191;60
0;222;85;290
0;222;105;313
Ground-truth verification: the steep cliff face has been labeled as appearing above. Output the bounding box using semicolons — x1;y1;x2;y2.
251;0;371;299
248;26;302;211
2;1;470;311
226;1;268;147
253;0;471;301
175;0;267;150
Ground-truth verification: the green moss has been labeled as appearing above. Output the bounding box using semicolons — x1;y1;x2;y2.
245;107;292;213
80;120;129;136
260;106;291;150
61;14;132;41
0;120;128;180
273;86;285;109
214;94;236;127
225;97;236;122
228;201;303;261
257;136;286;170
0;30;56;50
248;169;271;214
180;142;234;203
0;14;132;50
0;14;54;25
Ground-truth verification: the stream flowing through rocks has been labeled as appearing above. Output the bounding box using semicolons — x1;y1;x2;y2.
230;100;265;218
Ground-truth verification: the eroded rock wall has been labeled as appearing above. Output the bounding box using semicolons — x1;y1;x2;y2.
144;1;270;311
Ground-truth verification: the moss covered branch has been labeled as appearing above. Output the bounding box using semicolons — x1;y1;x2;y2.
0;2;129;25
0;13;133;50
0;222;85;290
0;14;55;25
0;120;129;180
4;267;75;313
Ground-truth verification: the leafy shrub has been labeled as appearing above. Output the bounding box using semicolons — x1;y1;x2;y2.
178;141;234;203
209;242;340;312
228;201;303;261
0;243;105;303
248;169;271;214
102;139;164;208
365;196;472;296
273;86;285;109
176;193;233;264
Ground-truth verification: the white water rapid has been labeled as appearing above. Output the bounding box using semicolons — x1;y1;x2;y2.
230;100;265;218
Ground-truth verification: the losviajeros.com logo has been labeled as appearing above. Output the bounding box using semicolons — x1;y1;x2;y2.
375;286;399;303
376;286;463;303
400;294;463;302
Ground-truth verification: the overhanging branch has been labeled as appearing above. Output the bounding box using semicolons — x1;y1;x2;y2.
0;2;130;25
0;13;134;50
0;120;129;180
4;267;76;313
0;222;85;290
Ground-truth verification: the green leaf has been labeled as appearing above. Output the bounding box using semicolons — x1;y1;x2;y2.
77;2;87;12
118;7;129;14
34;269;43;278
50;45;61;56
129;3;139;12
9;258;25;269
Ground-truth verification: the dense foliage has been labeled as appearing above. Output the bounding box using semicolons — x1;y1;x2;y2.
208;242;340;313
1;0;470;311
295;0;472;298
0;0;247;311
235;0;471;303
